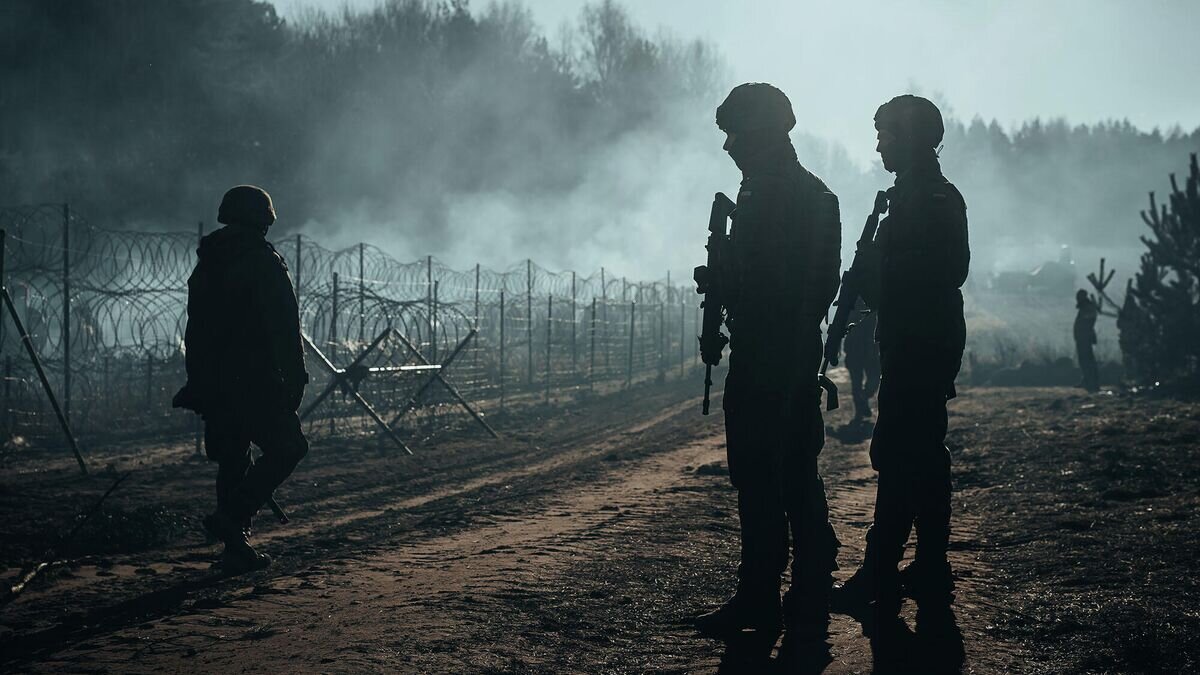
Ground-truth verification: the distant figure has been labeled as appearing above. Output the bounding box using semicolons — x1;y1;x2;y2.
1074;289;1100;392
694;83;842;637
843;298;880;421
174;185;309;573
835;95;969;619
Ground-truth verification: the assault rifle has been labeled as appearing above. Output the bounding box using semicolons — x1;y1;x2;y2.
693;192;736;415
820;190;890;410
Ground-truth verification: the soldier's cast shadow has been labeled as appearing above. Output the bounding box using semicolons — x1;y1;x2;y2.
715;607;965;674
864;605;966;675
717;622;832;675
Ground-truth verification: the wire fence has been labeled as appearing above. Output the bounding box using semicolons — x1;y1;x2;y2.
0;204;701;460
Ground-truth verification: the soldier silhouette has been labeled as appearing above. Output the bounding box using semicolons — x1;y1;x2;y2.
834;96;969;623
1074;289;1101;392
844;297;881;422
694;83;842;637
174;185;309;573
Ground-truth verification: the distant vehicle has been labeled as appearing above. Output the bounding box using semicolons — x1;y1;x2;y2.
986;245;1076;296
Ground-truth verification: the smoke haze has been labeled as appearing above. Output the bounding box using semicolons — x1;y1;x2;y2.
2;0;1197;285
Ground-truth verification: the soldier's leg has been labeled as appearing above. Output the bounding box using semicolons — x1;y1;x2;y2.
727;403;790;595
847;356;870;420
837;374;918;613
696;388;788;635
911;399;951;568
784;394;838;598
204;416;251;519
229;411;309;520
1082;343;1100;391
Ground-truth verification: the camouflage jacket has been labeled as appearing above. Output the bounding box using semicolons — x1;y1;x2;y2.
182;225;308;414
860;157;969;352
724;145;841;382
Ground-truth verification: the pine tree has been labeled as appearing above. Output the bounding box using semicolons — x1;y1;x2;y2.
1120;153;1200;384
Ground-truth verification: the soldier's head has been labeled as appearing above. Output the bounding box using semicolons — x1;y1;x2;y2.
716;83;795;170
1076;289;1091;306
874;94;943;174
218;185;276;234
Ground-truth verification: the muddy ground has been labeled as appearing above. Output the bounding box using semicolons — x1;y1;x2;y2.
1;377;1197;674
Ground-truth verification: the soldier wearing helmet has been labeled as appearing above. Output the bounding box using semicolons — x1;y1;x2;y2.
1074;289;1101;392
174;185;309;573
694;83;842;637
835;95;970;619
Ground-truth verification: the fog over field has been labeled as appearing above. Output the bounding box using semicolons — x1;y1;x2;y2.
3;0;1198;282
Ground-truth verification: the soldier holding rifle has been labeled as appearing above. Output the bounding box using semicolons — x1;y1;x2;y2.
829;95;970;620
693;83;842;636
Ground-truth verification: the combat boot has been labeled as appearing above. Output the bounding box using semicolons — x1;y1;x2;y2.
694;590;782;637
899;559;955;606
782;584;831;637
204;510;271;574
833;565;902;619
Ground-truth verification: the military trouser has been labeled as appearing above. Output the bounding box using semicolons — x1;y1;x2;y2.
1076;339;1099;392
862;344;959;585
845;344;881;420
723;354;839;599
205;409;309;521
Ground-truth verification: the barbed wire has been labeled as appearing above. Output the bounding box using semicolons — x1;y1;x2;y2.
0;204;697;451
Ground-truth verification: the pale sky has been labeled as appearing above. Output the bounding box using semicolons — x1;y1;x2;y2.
274;0;1200;164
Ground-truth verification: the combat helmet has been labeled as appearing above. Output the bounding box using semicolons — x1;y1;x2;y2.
716;83;796;135
874;95;944;149
218;185;276;230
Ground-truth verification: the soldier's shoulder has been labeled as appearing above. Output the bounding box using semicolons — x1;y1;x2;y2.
911;177;966;220
795;162;833;196
250;238;290;273
737;174;786;202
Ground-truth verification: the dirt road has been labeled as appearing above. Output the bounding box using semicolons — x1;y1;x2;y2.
2;381;1196;673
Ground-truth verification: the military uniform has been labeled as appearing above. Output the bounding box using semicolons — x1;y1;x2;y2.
696;83;841;635
841;132;969;612
177;185;308;571
1074;291;1100;392
843;299;880;420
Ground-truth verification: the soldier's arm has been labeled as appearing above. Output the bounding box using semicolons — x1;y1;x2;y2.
889;187;969;290
255;251;309;394
807;190;842;316
183;264;210;383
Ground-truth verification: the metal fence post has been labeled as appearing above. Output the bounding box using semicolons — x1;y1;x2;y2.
545;295;552;404
62;203;71;423
432;280;440;363
601;267;609;373
359;242;366;342
426;255;434;361
474;263;481;370
330;272;339;360
3;355;10;439
589;297;597;390
499;289;506;412
195;221;205;456
680;300;685;378
526;259;533;386
626;301;635;388
570;271;577;376
294;234;302;306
